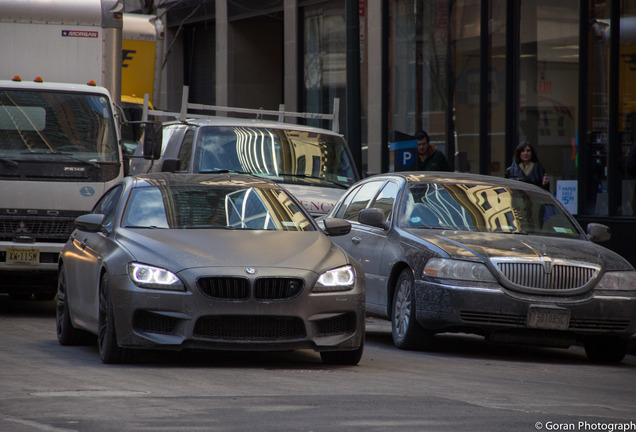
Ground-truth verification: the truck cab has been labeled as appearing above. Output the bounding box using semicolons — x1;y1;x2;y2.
0;79;123;299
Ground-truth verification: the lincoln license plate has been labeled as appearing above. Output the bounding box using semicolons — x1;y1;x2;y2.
527;307;570;330
7;248;40;265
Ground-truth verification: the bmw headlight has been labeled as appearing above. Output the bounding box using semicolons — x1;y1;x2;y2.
314;265;355;292
423;258;497;283
594;270;636;291
128;263;184;291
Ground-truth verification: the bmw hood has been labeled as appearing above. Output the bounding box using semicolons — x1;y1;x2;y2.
116;229;348;273
279;183;347;216
404;229;633;271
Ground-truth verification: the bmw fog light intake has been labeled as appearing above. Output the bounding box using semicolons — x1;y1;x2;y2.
423;258;497;283
128;263;185;291
314;265;355;292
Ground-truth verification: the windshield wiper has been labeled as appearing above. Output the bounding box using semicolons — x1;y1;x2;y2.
199;169;252;175
20;150;101;168
124;225;167;229
277;173;349;189
0;157;18;167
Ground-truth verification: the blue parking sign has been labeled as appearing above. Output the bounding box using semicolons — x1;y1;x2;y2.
399;149;415;168
389;139;418;171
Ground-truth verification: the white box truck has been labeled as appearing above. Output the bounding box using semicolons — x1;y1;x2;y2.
0;0;126;299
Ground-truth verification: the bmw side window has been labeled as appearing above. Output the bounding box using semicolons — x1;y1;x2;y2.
177;129;195;171
92;185;123;232
340;181;384;222
370;181;399;221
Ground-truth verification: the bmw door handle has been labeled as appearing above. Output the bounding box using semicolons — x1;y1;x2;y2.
351;236;361;244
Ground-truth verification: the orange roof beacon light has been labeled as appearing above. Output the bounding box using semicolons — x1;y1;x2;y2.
12;75;22;82
33;76;43;83
87;80;96;86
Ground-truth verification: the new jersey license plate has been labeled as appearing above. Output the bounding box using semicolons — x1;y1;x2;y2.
527;307;570;330
7;248;40;265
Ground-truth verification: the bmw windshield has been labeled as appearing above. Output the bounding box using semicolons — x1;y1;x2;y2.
122;184;315;231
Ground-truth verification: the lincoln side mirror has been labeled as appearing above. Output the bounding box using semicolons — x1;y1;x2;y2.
358;208;388;230
586;223;611;243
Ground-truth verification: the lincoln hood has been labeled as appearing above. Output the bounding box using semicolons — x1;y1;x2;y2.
404;229;633;272
115;229;350;274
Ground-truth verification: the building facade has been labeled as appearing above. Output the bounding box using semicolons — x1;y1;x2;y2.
126;0;636;266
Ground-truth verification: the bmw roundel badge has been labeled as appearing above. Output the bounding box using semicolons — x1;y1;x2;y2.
245;268;257;275
80;186;95;197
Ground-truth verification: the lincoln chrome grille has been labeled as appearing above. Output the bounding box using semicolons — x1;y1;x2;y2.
491;258;600;294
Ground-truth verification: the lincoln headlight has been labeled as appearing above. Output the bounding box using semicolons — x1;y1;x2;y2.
128;263;184;291
423;258;497;283
594;270;636;291
314;265;355;292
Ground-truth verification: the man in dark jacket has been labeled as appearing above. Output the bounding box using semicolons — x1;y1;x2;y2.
414;130;450;171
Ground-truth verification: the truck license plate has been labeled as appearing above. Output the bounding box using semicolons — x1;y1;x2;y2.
7;248;40;265
527;307;570;330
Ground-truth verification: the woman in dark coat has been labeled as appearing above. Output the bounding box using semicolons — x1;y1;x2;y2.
505;141;550;190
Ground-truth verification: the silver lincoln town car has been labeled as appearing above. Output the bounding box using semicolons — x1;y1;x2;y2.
324;171;636;363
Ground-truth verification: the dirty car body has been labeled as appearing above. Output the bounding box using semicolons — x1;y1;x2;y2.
325;172;636;362
57;173;365;364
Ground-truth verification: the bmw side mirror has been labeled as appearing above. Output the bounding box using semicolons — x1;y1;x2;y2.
586;223;611;243
359;208;388;230
323;218;351;236
74;214;106;233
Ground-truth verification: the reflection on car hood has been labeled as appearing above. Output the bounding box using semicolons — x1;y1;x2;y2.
280;183;347;216
404;229;633;271
117;229;347;273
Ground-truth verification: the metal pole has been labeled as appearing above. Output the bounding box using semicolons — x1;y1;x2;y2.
346;0;362;177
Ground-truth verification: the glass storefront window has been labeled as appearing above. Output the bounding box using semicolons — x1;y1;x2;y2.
519;0;579;198
388;0;449;169
490;0;507;176
451;0;481;173
618;6;636;216
587;3;611;216
302;2;347;132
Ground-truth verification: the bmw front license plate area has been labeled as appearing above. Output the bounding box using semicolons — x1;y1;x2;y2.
7;248;40;265
527;307;570;330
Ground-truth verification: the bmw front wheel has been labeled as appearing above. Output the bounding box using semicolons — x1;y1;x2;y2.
98;272;134;364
